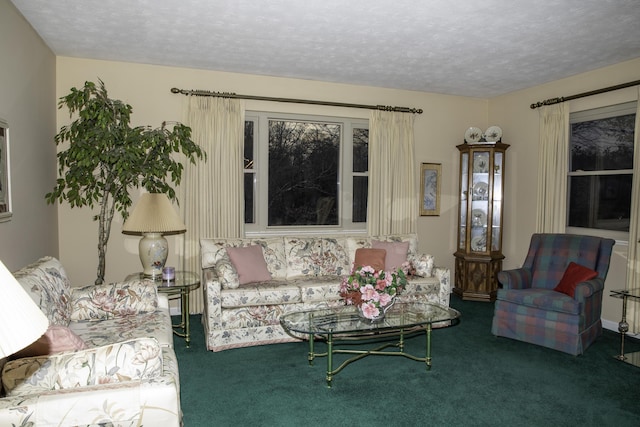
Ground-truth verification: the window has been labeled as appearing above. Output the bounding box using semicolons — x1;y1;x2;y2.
567;101;636;239
244;112;368;233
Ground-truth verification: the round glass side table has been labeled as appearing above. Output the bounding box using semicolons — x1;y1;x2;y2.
126;271;200;347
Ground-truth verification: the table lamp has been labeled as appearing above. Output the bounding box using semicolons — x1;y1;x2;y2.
0;260;49;358
122;193;186;278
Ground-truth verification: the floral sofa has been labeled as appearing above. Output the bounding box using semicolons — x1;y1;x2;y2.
200;234;451;352
0;257;181;427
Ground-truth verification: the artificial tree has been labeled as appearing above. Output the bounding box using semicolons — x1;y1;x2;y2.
46;80;205;285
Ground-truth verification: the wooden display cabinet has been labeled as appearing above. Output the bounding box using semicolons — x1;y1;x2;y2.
454;142;509;302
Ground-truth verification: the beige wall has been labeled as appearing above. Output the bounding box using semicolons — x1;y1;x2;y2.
56;57;487;287
489;57;640;326
0;0;57;270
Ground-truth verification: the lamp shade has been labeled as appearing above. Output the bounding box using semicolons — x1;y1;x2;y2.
122;193;186;278
0;260;49;358
122;193;186;235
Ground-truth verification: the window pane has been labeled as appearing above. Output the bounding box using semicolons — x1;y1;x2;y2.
353;128;369;172
244;121;254;169
568;174;632;231
353;176;368;223
570;114;634;171
268;120;339;226
244;173;254;224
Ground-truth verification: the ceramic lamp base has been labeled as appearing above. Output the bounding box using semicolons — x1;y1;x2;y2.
138;232;168;278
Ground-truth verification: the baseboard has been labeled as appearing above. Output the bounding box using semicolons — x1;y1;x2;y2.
602;318;640;339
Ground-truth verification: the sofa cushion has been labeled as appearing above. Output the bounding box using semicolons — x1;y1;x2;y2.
353;248;386;271
215;256;240;289
372;240;409;270
409;253;435;277
226;245;272;285
70;310;174;348
70;279;158;321
14;256;73;326
497;288;581;315
320;237;350;276
13;325;87;358
554;262;598;297
297;275;345;303
250;238;288;279
284;237;324;278
220;280;302;308
2;337;163;397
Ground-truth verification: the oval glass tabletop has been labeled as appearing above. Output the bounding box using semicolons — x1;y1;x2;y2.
280;302;460;336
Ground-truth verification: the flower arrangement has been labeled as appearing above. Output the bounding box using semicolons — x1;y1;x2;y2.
339;264;408;320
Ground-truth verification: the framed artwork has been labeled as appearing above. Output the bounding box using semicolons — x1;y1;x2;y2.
0;118;12;222
420;162;441;216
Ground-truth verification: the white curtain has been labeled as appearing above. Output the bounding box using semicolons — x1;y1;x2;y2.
367;110;417;236
179;96;244;313
627;89;640;332
535;103;569;233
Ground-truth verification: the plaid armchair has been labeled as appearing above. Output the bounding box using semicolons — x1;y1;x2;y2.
491;233;615;355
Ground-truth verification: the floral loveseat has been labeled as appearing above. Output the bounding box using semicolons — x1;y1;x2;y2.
200;234;450;352
0;257;181;427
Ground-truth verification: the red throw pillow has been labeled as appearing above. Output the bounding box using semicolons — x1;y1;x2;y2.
554;262;598;297
226;245;272;285
372;240;409;270
353;248;386;271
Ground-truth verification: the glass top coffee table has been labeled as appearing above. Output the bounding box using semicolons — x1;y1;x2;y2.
280;302;460;387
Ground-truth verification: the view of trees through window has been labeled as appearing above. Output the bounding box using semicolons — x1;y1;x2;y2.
268;120;340;226
568;110;635;232
243;113;368;231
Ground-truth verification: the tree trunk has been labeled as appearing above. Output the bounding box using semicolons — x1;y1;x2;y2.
95;190;116;285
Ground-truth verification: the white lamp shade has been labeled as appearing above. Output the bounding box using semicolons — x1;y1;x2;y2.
0;260;49;358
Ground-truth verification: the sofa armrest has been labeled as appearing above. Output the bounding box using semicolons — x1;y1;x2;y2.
70;279;158;321
202;267;222;328
433;266;451;306
2;338;162;397
497;269;532;290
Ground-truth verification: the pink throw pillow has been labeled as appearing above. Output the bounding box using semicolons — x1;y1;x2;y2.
353;248;386;272
372;240;409;270
554;262;598;297
13;325;87;358
226;245;272;285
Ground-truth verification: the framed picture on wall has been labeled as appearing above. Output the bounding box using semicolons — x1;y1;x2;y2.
420;162;441;216
0;119;12;222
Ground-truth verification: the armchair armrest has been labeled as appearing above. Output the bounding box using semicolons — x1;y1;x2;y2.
573;278;605;301
2;338;162;397
497;268;532;290
70;279;158;321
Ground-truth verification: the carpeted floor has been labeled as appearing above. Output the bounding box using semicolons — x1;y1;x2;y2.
173;297;640;426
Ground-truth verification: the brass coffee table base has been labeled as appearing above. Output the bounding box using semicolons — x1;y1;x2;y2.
308;325;434;388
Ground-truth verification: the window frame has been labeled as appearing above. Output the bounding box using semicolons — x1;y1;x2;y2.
244;111;368;236
566;101;637;242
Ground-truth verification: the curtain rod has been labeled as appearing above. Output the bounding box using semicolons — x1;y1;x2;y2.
170;87;423;114
530;79;640;109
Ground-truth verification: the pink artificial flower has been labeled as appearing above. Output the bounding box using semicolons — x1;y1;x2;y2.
375;279;387;291
360;284;380;302
360;265;375;275
379;293;393;307
361;302;380;319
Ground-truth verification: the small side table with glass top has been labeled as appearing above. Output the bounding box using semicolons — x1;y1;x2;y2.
126;271;200;347
610;288;640;367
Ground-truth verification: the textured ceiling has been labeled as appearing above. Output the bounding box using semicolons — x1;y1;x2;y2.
10;0;640;98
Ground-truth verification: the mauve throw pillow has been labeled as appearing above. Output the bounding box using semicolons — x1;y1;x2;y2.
353;248;386;271
226;245;272;285
372;240;409;270
554;262;598;297
13;325;87;358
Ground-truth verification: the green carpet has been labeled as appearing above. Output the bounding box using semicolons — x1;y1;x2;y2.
173;297;640;426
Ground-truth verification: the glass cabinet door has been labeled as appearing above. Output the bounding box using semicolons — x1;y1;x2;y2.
459;152;468;250
491;152;503;251
470;151;490;252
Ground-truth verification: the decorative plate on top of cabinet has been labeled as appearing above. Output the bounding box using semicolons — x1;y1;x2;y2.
484;126;502;142
464;127;483;144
